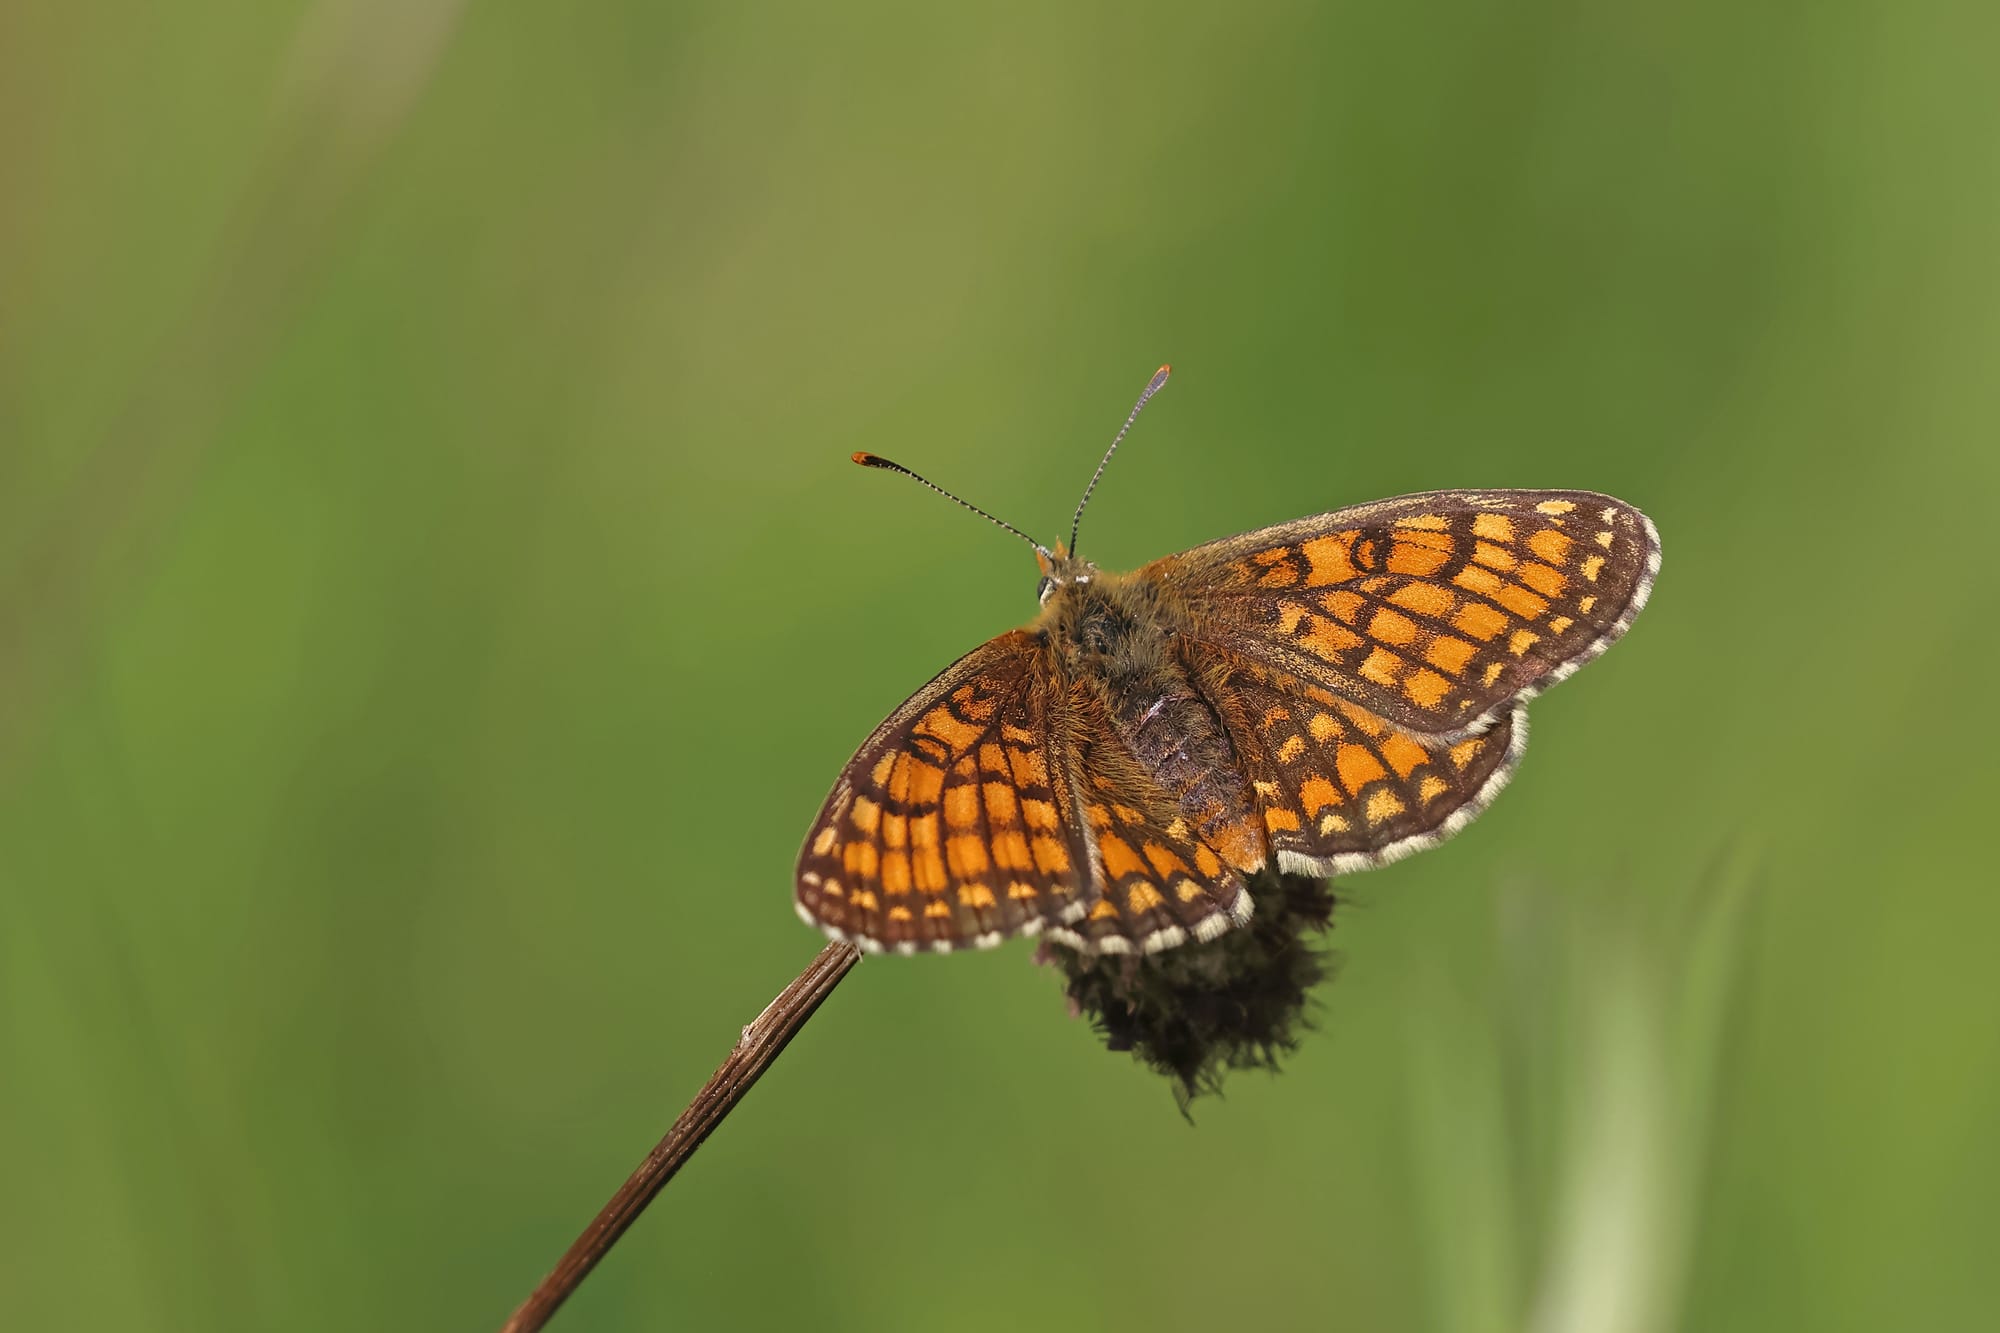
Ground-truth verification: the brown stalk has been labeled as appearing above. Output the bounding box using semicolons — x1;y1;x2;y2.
499;939;863;1333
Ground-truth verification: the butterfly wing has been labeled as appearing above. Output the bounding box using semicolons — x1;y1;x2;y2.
1186;642;1526;877
795;630;1095;954
1147;490;1659;739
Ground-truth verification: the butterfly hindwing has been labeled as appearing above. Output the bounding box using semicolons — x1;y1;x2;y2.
1148;490;1660;738
795;630;1095;953
1188;643;1526;875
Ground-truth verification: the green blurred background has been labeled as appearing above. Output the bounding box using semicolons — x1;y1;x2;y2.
5;2;1997;1329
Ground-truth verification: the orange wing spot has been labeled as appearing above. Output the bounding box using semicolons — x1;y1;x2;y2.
943;784;981;830
1509;629;1541;657
1112;803;1144;824
843;842;879;878
1492;582;1549;619
882;812;909;849
1404;668;1450;709
1000;721;1037;745
812;825;838;856
1548;615;1575;634
1473;512;1515;542
1008;745;1051;788
1395;513;1450;530
1193;844;1223;877
1453;564;1505;597
1581;554;1606;582
1276;734;1307;763
1380;731;1428;778
923;900;952;920
1535;499;1577;516
1528;528;1573;563
1308;712;1341;742
978;742;1009;775
819;879;845;898
1259;564;1300;588
1425;635;1475;673
1166;817;1192;839
1359;647;1401;686
871;753;896;786
1596;529;1616;549
1253;546;1293;565
1302;616;1365;659
1300;534;1358;584
909;815;939;850
850;797;881;834
1089;897;1121;922
1142;843;1191;877
1099;834;1146;880
1448;739;1482;770
1365;789;1408;823
1418;775;1450;803
1369;608;1418;646
1385;540;1450;576
1389;581;1457;618
887;904;913;923
1453;601;1508;641
1473;541;1517;571
889;756;946;805
1335;744;1386;794
1318;812;1350;836
1277;601;1310;636
1321;589;1367;623
1483;661;1506;686
1578;595;1598;613
849;889;880;913
1177;879;1206;902
918;708;983;753
1260;705;1292;731
1021;797;1060;830
1127;882;1166;913
947;835;991;877
958;883;997;910
993;831;1033;871
1518;561;1568;597
982;782;1020;825
913;848;947;892
1007;880;1039;900
1031;835;1071;874
1265;807;1302;832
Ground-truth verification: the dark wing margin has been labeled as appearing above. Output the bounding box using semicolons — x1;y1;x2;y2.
1144;490;1660;739
795;630;1096;954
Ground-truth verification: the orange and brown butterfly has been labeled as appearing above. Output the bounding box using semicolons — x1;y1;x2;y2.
796;366;1659;956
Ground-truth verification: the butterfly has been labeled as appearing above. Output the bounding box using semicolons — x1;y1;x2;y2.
796;367;1659;956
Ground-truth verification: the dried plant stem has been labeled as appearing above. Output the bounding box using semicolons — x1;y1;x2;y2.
499;939;863;1333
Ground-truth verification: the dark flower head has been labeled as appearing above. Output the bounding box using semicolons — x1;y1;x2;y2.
1038;870;1339;1110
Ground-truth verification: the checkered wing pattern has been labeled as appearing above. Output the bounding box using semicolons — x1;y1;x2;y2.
795;631;1094;954
1149;491;1660;738
1189;643;1526;876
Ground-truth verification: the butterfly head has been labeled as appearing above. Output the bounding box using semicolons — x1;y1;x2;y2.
1034;543;1096;606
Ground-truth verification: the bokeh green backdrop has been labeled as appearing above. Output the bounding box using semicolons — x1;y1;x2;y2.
5;2;1997;1330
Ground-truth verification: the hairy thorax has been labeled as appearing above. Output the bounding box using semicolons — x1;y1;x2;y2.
1037;569;1251;846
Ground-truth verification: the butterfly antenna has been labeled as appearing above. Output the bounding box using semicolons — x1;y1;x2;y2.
851;452;1048;555
1069;363;1171;558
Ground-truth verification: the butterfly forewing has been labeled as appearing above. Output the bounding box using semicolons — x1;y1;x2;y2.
796;630;1094;953
1149;491;1660;739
